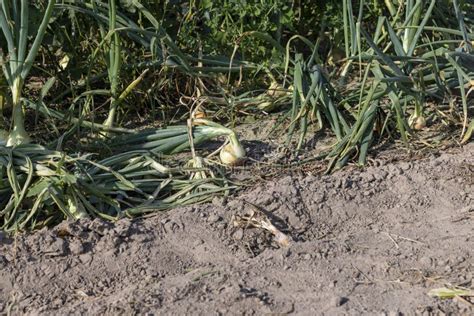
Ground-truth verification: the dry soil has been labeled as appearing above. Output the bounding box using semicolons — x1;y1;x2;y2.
0;143;473;315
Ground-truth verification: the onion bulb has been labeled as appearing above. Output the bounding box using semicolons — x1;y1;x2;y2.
7;128;31;146
408;115;426;130
192;110;207;125
194;110;207;119
266;81;287;98
220;133;246;166
413;116;426;130
409;112;426;131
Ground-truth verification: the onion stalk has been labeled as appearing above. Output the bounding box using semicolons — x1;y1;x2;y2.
0;144;232;231
8;78;31;146
106;119;245;165
101;0;122;131
0;0;56;146
0;129;7;145
0;73;6;110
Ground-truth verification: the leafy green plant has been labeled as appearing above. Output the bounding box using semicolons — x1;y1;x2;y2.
177;0;295;60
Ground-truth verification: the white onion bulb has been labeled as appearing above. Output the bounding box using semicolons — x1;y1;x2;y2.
220;134;246;166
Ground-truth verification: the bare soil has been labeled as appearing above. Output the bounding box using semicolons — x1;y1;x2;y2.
0;142;473;315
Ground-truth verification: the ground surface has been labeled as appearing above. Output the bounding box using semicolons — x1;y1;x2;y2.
0;142;473;315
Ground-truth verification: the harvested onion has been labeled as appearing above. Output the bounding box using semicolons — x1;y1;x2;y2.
220;133;246;166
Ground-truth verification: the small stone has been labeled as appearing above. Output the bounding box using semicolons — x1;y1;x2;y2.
207;214;221;223
79;253;93;265
69;240;84;255
431;160;441;167
374;170;388;181
193;239;204;247
113;221;131;236
233;229;244;240
419;257;432;266
331;296;348;307
45;238;67;256
52;297;64;306
212;197;223;206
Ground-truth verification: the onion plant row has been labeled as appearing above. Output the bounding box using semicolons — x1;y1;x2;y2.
0;0;473;230
282;0;473;171
0;0;251;230
0;143;233;232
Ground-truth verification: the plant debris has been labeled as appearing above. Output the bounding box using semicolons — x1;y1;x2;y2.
232;201;291;248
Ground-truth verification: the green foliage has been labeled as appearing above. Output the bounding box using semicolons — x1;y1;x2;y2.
0;0;57;146
280;0;472;171
0;143;232;231
160;0;296;61
0;0;473;230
